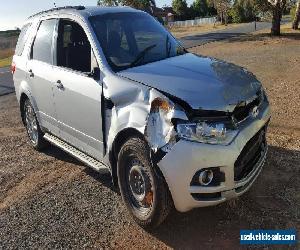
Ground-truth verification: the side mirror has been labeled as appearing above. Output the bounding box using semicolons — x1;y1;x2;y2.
89;67;100;80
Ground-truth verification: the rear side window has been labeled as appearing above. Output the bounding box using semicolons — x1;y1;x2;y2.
15;23;31;56
31;19;57;64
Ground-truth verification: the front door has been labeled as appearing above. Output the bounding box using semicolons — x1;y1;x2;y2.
52;19;104;161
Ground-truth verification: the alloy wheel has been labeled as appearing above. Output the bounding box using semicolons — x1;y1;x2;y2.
24;101;38;144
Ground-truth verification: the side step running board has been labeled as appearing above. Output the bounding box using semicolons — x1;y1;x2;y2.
44;133;110;174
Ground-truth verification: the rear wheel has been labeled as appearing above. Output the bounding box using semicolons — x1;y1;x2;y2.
117;136;173;229
23;99;48;150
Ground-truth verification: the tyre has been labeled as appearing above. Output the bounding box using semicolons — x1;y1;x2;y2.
117;136;173;229
23;98;49;151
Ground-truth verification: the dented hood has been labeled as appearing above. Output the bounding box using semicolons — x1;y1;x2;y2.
118;53;261;112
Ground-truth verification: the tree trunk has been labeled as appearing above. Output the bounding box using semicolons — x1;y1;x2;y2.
271;2;282;35
224;8;228;25
292;0;300;30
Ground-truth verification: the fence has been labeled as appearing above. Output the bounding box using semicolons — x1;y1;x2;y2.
168;17;217;27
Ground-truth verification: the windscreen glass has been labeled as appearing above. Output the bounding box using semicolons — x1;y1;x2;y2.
90;12;186;72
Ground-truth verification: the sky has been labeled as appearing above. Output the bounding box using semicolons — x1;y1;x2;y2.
0;0;194;31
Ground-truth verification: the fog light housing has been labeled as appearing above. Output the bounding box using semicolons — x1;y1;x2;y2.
199;169;214;186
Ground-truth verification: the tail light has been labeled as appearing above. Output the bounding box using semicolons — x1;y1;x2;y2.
11;62;16;74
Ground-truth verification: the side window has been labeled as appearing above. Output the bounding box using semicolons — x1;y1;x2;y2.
15;23;31;56
31;19;56;64
56;20;91;72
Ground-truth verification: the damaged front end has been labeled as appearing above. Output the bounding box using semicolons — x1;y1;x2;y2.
144;85;269;164
102;79;189;168
102;52;270;171
100;69;270;213
145;97;188;154
101;69;269;185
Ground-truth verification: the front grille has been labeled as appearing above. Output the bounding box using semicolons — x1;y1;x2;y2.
234;128;266;181
189;92;264;129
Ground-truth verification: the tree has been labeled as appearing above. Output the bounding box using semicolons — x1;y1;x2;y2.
97;0;156;13
97;0;120;6
267;0;287;35
229;0;256;23
251;0;289;35
207;5;218;15
172;0;188;19
229;3;245;22
191;0;209;17
208;0;231;24
292;0;300;29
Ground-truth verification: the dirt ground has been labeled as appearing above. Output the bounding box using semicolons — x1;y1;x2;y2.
0;28;299;249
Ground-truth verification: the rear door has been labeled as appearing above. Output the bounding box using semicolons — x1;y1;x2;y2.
26;18;59;135
13;22;32;96
52;18;104;161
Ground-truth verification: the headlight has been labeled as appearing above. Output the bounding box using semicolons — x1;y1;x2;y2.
176;121;238;145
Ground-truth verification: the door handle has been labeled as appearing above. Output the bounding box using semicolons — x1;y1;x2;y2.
55;80;64;90
29;69;34;78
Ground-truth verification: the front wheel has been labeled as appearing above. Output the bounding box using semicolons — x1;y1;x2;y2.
117;136;173;229
23;99;48;151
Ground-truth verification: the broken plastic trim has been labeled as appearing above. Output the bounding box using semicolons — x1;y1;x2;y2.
101;95;114;155
145;97;180;154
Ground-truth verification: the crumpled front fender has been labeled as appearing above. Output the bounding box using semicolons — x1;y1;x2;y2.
102;74;188;166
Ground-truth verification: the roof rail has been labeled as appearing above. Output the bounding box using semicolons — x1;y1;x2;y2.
28;6;85;19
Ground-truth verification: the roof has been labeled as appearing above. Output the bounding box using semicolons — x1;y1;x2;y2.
27;6;141;20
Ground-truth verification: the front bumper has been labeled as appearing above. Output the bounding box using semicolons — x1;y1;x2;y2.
157;102;270;212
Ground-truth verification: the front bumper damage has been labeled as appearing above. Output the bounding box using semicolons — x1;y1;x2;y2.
157;101;270;212
103;73;270;212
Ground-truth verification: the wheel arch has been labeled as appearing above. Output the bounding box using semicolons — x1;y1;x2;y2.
109;127;170;192
19;90;41;126
109;127;146;186
19;92;29;125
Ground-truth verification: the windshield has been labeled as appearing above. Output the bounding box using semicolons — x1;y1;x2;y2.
89;12;186;72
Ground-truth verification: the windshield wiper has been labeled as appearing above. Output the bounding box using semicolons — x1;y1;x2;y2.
130;44;157;67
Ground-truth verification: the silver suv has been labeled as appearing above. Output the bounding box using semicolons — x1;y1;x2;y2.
12;6;270;228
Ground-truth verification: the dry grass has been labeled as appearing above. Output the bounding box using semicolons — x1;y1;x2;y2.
0;48;14;59
0;48;14;68
196;23;300;45
252;22;299;35
169;23;244;38
0;46;15;68
0;36;17;68
0;56;12;68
